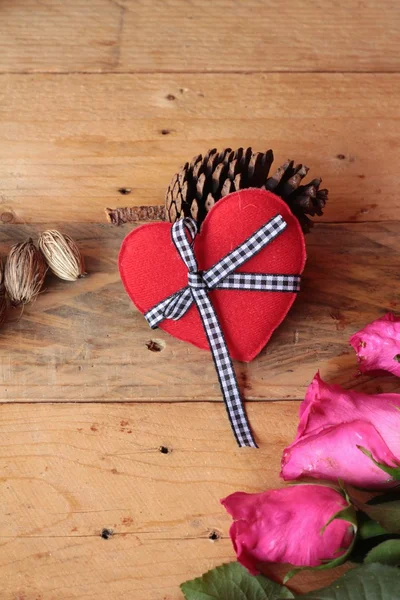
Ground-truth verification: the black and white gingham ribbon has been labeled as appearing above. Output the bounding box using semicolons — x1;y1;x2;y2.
145;214;300;447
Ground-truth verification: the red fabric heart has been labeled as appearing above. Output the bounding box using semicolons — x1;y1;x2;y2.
119;189;306;362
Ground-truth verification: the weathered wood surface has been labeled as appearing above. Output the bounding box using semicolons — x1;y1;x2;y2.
0;0;399;74
0;221;399;402
1;1;399;599
0;402;347;600
0;74;399;223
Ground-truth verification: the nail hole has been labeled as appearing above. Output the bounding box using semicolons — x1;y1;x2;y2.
166;94;176;101
118;188;132;195
101;528;113;540
208;530;221;541
146;339;165;352
161;129;170;135
159;445;171;454
336;154;346;160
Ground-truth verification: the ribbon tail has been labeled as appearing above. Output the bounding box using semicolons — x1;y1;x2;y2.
191;288;257;448
215;272;301;292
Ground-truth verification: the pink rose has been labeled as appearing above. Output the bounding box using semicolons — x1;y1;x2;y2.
221;485;354;575
281;373;400;488
350;313;400;376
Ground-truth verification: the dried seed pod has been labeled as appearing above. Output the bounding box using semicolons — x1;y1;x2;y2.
38;230;87;281
5;239;48;306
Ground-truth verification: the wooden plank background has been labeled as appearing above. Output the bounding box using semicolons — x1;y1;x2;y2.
1;0;399;73
0;1;399;599
0;402;348;600
0;221;399;403
0;74;399;223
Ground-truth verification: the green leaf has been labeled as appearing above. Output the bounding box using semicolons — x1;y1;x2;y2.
357;446;400;481
361;500;400;535
364;539;400;566
180;562;294;600
394;354;400;363
357;511;388;539
351;535;394;564
368;490;400;505
284;504;358;583
297;563;400;599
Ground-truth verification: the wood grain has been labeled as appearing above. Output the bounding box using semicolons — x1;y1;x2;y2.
0;221;399;402
0;73;399;224
0;401;348;600
2;3;399;598
0;0;399;74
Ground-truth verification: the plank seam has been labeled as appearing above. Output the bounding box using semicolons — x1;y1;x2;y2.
0;399;303;405
0;70;400;75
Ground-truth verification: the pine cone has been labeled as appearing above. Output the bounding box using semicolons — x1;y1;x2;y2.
165;148;328;233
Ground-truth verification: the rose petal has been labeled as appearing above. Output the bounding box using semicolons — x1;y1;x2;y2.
221;485;353;573
350;313;400;376
282;420;398;489
289;373;400;458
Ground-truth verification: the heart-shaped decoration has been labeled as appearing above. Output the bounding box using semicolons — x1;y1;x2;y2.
119;188;306;362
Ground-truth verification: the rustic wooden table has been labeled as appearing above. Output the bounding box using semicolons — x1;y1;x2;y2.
0;1;399;598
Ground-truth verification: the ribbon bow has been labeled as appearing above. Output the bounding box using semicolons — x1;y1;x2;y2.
145;214;301;447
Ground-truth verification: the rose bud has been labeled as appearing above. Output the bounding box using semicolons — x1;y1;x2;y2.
350;313;400;377
281;373;400;489
221;485;354;575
